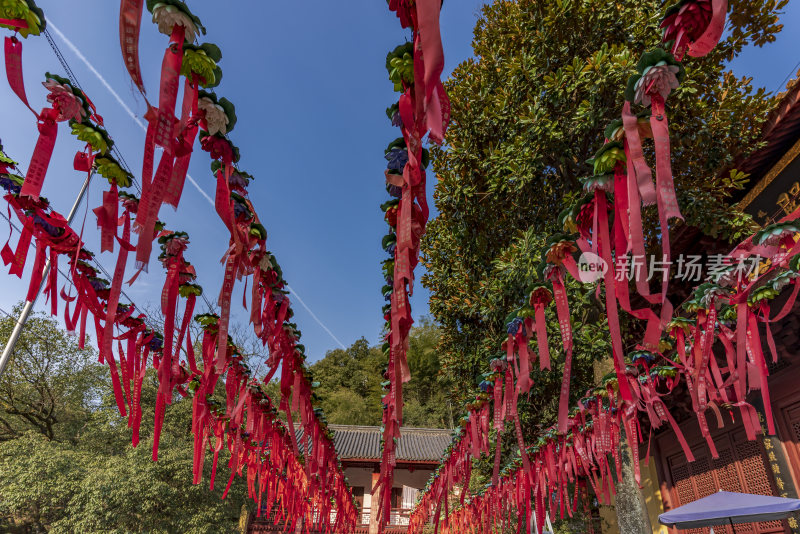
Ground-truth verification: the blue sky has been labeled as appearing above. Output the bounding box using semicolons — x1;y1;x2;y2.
1;0;799;363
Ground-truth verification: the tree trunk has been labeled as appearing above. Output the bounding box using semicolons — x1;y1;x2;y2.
593;359;652;534
614;427;653;534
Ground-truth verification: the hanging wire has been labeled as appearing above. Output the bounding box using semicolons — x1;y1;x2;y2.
773;58;800;96
43;29;141;196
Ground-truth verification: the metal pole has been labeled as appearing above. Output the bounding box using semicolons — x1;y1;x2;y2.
0;171;93;378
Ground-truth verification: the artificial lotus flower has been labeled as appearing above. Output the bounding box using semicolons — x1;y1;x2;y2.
161;233;189;257
151;3;199;41
625;49;686;106
229;170;252;191
43;78;87;122
198;98;228;135
118;191;139;213
634;62;682;107
385;147;408;172
772;270;799;292
754;220;800;247
529;283;553;307
200;132;238;164
661;0;715;57
695;282;730;309
544;237;577;266
580;174;614;194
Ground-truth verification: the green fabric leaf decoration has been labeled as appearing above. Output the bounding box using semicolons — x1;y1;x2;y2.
182;43;222;88
178;283;203;298
0;144;17;166
588;141;625;175
386;42;414;92
0;0;45;37
625;48;685;103
94;155;133;187
69;120;113;155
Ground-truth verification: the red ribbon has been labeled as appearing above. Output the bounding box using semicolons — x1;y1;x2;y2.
93;182;118;253
621;102;657;206
20;110;58;200
164;78;198;208
155;24;184;150
688;0;728;58
415;0;449;144
101;208;133;417
550;271;574;434
119;0;146;92
597;192;633;402
4;36;35;115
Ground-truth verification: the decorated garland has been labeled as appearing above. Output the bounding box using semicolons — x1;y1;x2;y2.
0;141;358;530
376;2;451;530
2;6;359;520
115;3;358;527
405;3;754;532
409;209;800;531
119;0;211;271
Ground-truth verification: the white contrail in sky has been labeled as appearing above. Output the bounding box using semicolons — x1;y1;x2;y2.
46;17;214;207
286;284;346;349
46;17;346;352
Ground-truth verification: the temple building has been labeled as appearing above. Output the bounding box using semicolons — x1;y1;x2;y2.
246;425;451;534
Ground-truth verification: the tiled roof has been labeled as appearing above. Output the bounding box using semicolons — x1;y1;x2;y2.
327;425;453;462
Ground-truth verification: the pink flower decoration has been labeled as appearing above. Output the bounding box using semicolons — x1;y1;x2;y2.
201;135;235;164
166;237;188;257
43;79;86;122
121;198;139;213
661;0;713;58
634;65;681;107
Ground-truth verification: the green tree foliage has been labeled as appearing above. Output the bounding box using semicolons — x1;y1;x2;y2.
0;305;105;442
309;319;453;428
421;0;788;424
0;307;247;533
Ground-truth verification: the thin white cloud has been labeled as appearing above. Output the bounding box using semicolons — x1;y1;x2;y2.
286;284;346;350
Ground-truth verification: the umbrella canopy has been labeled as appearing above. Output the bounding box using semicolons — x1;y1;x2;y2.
659;491;800;529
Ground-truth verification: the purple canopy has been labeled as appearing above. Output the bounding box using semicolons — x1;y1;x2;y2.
659;491;800;529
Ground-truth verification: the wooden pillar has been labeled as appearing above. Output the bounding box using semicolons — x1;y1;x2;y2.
369;469;381;534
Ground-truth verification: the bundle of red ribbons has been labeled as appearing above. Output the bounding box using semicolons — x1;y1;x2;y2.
376;1;451;530
409;206;800;531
